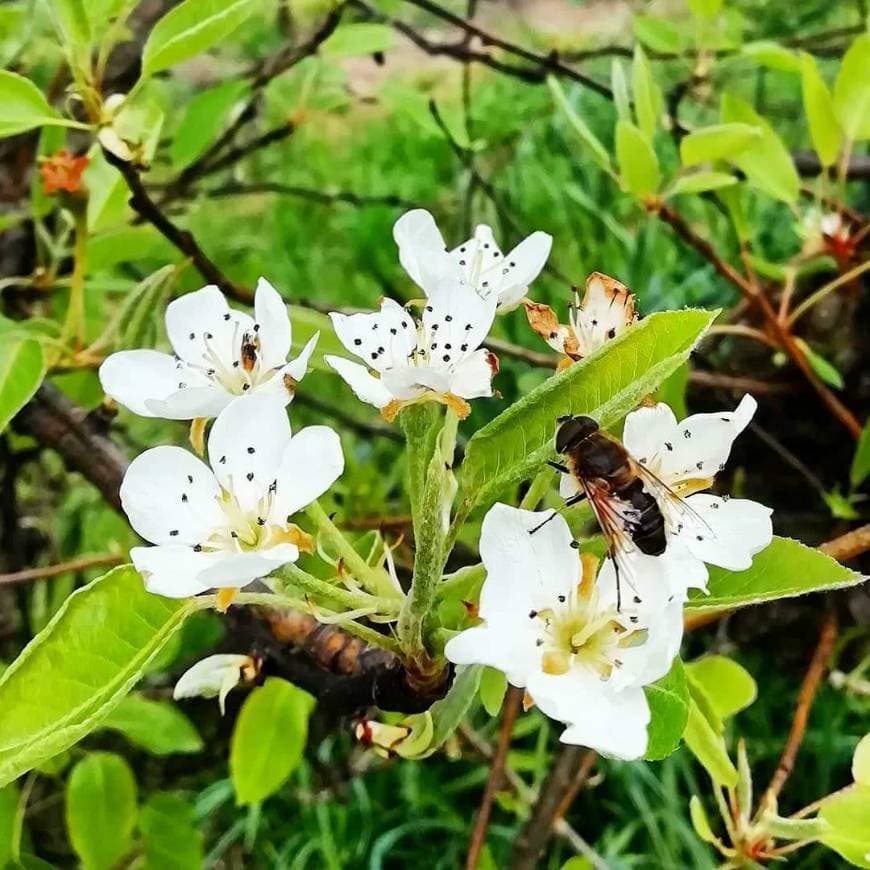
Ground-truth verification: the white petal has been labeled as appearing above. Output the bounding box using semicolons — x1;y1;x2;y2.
270;425;344;521
622;403;679;469
131;544;216;598
393;209;452;295
571;273;636;356
121;447;222;545
165;284;253;368
445;624;540;687
530;668;651;760
253;277;292;369
197;544;299;588
478;504;580;621
283;332;319;382
173;654;250;707
449;224;504;290
325;355;393;408
677;494;772;571
482;231;552;309
448;348;496;399
207;394;293;513
659;395;757;484
329;298;416;373
381;365;446;399
145;385;233;420
100;350;184;417
423;279;497;360
559;473;582;499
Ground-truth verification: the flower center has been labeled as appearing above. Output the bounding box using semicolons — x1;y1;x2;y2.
200;484;289;554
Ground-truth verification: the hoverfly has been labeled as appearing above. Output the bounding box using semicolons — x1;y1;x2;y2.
537;414;708;610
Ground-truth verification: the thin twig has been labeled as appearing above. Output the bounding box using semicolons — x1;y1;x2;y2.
0;553;125;586
787;258;870;326
688;370;794;395
202;181;418;210
466;686;523;868
760;611;838;810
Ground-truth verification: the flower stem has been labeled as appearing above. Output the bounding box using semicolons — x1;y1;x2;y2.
520;467;554;510
400;402;443;535
304;500;399;600
275;562;401;616
57;207;88;359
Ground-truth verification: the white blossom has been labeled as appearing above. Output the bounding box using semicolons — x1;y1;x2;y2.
121;394;343;599
445;504;684;760
561;395;773;606
173;654;258;714
325;282;499;421
99;278;318;420
393;209;552;310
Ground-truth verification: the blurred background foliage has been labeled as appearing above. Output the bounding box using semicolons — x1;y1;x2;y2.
0;0;868;866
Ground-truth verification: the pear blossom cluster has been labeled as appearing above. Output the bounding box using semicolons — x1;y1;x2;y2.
101;209;774;761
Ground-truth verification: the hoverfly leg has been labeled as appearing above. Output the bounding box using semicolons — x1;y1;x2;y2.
529;510;559;535
612;555;622;612
529;493;586;535
547;460;570;474
565;492;586;507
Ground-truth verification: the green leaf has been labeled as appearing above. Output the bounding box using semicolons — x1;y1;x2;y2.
140;792;204;870
459;309;718;513
632;45;660;141
851;420;870;489
721;93;800;203
819;786;870;868
0;566;192;786
428;664;483;750
717;183;750;241
834;35;870;141
548;75;611;171
48;0;92;73
479;666;508;717
667;171;738;196
0;338;46;434
795;338;844;389
100;695;203;755
0;784;17;866
169;79;248;168
288;304;345;373
616;119;660;197
117;264;179;350
611;60;631;123
687;0;722;17
645;658;689;760
141;0;258;77
65;752;137;870
683;695;738;787
686;656;757;720
687;536;866;612
689;795;719;845
230;677;315;805
0;71;83;138
633;15;688;54
679;123;761;166
741;41;801;73
800;53;843;167
321;22;394;58
854;734;870;786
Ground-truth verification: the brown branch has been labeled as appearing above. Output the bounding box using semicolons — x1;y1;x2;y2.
0;553;124;586
202;181;419;211
101;147;252;303
820;524;870;562
466;686;523;869
509;745;597;869
688;370;795;395
653;202;862;439
760;611;838;810
794;151;870;180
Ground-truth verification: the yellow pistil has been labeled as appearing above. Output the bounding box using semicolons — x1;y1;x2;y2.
216;587;239;612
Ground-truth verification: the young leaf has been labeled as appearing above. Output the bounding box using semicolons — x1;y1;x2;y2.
0;566;192;786
428;664;483;751
141;0;258;78
679;123;761;166
683;695;738;787
230;678;315;806
644;658;689;760
611;60;631;123
632;45;660;141
0;784;17;867
169;79;248;168
66;752;137;870
721;93;799;203
616;119;660;197
139;792;204;870
633;15;688;54
117;264;179;350
686;656;757;720
479;666;508;717
321;22;394;58
459;308;718;513
850;420;870;489
667;171;737;197
800;53;842;167
854;734;870;786
548;76;611;171
48;0;92;73
0;338;46;434
689;795;719;845
0;71;84;139
288;305;345;373
687;0;722;17
741;41;801;73
686;536;866;612
833;35;870;142
100;695;204;756
819;786;870;868
795;337;844;389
